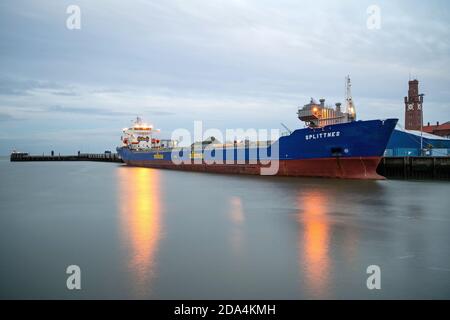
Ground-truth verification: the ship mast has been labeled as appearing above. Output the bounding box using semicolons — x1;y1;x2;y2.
345;75;357;121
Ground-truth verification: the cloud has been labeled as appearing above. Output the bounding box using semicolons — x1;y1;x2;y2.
0;78;49;96
51;90;80;96
44;104;176;117
0;77;80;97
0;112;18;121
0;0;449;155
46;105;131;117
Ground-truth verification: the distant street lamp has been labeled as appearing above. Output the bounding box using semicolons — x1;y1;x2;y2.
419;93;425;156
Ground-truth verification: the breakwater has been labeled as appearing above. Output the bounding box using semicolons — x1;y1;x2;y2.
10;153;123;163
9;153;450;180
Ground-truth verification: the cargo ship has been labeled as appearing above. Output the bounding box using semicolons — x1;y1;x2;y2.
117;77;398;179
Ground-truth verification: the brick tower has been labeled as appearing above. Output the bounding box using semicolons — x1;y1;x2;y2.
404;79;424;130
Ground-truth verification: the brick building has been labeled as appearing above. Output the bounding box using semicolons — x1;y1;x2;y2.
423;121;450;138
404;79;449;138
404;79;424;130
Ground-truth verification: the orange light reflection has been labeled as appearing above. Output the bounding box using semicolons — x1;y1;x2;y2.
229;196;245;256
118;167;162;296
298;190;331;298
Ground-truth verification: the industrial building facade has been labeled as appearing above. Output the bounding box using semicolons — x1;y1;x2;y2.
386;129;450;157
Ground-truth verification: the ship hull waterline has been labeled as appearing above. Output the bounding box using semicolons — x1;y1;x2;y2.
121;156;384;179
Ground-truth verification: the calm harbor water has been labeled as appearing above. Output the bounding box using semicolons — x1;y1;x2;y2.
0;158;449;299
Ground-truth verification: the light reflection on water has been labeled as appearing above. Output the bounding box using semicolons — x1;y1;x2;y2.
2;160;449;299
228;196;245;256
117;167;162;296
297;190;331;298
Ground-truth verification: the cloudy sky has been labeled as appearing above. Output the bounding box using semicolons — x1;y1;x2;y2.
0;0;449;154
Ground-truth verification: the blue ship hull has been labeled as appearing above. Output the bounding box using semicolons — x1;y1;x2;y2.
117;118;398;179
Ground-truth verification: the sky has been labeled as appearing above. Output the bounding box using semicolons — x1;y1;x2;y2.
0;0;449;154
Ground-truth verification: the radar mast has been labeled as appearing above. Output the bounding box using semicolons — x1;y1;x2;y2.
345;75;357;121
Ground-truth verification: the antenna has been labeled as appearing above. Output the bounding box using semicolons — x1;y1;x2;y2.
345;75;351;106
345;75;357;121
280;123;292;134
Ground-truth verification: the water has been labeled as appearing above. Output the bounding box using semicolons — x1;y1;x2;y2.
0;158;449;299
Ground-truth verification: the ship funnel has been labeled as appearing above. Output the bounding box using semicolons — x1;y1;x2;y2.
319;98;325;107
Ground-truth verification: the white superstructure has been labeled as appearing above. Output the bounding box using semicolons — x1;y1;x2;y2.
297;76;357;127
121;117;160;150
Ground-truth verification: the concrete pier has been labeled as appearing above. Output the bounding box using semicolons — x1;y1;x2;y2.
377;156;450;180
9;153;450;180
10;153;123;163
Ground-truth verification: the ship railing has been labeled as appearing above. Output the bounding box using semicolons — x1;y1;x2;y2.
297;109;317;117
78;153;121;160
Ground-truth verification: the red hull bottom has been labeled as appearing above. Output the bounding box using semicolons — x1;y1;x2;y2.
124;156;384;179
